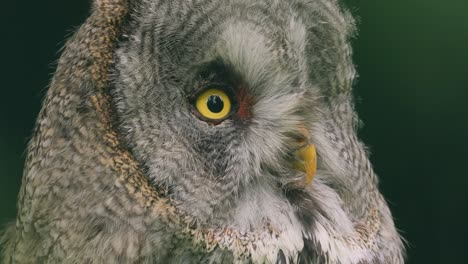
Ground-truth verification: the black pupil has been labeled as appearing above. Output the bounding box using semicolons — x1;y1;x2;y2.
207;95;224;113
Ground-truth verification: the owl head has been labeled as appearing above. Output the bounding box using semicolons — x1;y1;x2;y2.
2;0;404;263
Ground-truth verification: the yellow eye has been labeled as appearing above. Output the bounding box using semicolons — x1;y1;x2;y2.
195;89;232;120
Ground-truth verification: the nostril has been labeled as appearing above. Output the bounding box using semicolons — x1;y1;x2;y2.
287;126;310;151
292;133;308;147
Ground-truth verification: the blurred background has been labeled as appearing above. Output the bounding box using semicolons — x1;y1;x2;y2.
1;0;466;263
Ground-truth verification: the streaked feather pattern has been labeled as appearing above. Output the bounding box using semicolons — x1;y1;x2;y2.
1;0;404;263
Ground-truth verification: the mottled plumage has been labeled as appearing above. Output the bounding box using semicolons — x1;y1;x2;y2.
1;0;405;263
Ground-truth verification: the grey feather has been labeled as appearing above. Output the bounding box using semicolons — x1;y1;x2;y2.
1;0;405;263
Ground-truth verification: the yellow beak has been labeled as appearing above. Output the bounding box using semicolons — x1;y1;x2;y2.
295;144;317;185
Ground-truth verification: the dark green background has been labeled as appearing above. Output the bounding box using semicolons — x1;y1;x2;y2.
1;1;466;263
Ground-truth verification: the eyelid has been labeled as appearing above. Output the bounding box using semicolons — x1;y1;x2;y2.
191;82;234;99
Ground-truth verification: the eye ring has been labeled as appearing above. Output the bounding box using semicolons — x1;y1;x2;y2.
195;88;232;121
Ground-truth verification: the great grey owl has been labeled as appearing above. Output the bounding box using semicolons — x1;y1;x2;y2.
1;0;405;263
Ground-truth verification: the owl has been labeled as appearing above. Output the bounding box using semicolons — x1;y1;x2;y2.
1;0;405;263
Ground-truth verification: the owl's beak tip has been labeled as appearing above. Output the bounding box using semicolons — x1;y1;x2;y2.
292;127;317;186
295;144;317;185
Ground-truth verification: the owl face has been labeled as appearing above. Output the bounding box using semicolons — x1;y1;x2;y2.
113;0;323;223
